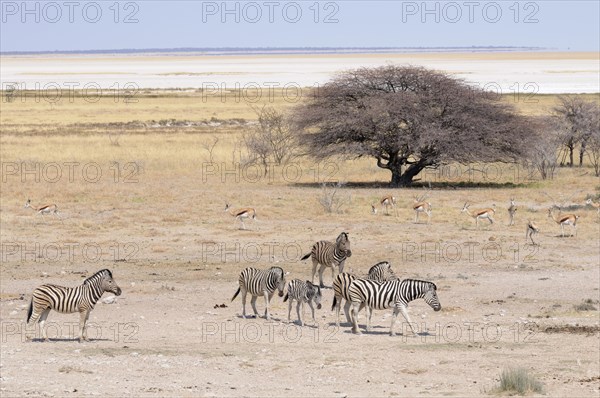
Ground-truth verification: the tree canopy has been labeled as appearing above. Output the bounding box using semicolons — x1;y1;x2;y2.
293;65;536;186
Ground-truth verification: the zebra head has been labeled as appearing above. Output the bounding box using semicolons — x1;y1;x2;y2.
401;279;441;311
336;232;351;257
270;267;287;297
92;269;122;296
306;281;322;310
423;282;441;312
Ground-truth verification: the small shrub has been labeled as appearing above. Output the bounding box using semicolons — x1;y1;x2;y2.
494;367;543;395
574;299;598;311
318;182;350;213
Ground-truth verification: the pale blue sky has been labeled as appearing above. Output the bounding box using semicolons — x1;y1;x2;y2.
1;1;599;52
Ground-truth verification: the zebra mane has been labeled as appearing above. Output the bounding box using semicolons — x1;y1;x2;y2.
370;261;390;269
401;279;437;290
83;269;113;285
268;266;284;276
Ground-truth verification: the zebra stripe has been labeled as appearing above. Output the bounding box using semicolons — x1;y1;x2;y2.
331;262;397;326
231;266;286;320
26;269;122;342
283;279;322;326
301;232;351;288
348;278;441;335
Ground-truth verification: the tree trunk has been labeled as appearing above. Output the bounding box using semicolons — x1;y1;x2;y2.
390;167;403;186
397;162;427;187
579;142;586;167
568;143;574;167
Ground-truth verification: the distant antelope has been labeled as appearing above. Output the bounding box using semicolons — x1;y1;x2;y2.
413;195;432;224
24;199;61;222
461;203;495;227
379;195;397;216
371;204;377;215
547;207;578;237
586;198;600;217
225;203;256;230
526;220;540;245
508;198;517;226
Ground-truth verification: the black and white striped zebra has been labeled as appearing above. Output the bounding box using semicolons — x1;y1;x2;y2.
283;279;322;326
301;232;352;288
231;266;287;320
367;261;397;282
26;269;122;342
348;278;441;335
331;261;397;326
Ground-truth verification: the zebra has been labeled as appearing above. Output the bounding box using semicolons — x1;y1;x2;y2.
301;232;352;288
26;269;122;342
367;261;398;282
348;278;441;336
283;279;322;326
231;266;287;320
331;261;397;326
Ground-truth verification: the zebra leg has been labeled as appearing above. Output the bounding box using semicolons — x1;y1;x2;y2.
250;295;259;318
318;264;326;288
38;308;51;342
390;307;400;336
241;288;248;318
365;306;372;332
311;258;318;284
342;299;352;325
79;310;91;342
350;302;361;334
263;291;270;320
287;298;293;323
399;305;418;336
296;301;303;326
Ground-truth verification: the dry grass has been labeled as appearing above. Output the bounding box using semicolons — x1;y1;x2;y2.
493;367;544;395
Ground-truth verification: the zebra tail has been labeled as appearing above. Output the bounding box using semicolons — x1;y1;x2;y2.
26;298;33;323
283;293;289;302
331;295;337;311
300;253;311;261
231;287;241;302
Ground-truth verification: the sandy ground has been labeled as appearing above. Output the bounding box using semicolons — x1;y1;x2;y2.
1;185;599;397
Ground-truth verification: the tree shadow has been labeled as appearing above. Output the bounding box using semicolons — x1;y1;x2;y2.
291;181;529;190
29;337;111;343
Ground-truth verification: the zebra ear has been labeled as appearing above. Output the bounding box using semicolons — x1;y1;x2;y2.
284;271;290;276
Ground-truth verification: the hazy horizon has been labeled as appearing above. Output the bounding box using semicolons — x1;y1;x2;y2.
1;1;598;53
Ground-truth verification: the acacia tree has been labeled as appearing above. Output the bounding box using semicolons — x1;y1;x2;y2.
243;105;298;175
553;96;598;167
293;66;536;186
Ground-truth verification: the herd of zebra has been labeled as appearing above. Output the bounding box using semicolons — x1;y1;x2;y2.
25;232;439;341
231;232;441;335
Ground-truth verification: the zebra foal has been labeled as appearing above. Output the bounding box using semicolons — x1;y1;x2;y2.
301;232;352;288
283;279;322;326
231;266;287;320
348;278;441;336
331;261;397;326
26;269;122;342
